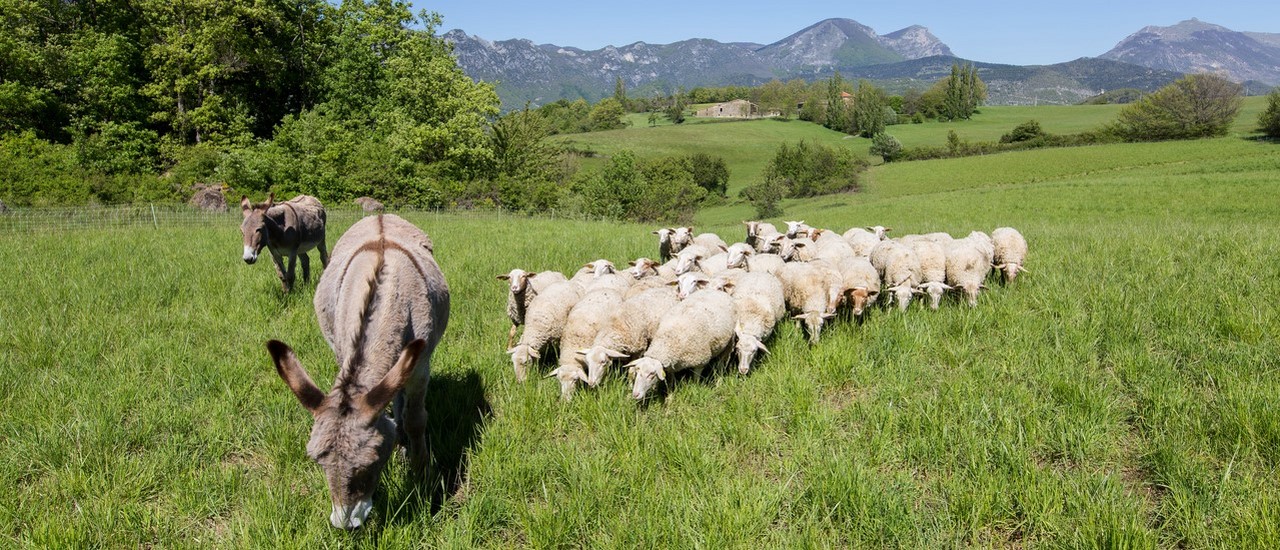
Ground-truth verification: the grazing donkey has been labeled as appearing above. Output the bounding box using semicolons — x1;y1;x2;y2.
267;214;450;530
241;193;330;292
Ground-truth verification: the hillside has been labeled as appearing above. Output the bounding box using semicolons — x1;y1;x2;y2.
1100;18;1280;85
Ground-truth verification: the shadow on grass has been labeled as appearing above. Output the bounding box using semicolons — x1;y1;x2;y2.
381;369;491;527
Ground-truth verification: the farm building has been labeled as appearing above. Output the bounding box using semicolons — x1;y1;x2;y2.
695;99;778;118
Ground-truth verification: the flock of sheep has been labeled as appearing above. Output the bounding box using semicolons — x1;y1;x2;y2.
501;221;1029;401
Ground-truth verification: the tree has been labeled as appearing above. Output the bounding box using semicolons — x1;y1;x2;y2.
1258;88;1280;139
588;98;626;131
852;80;886;137
869;133;902;162
614;76;627;110
681;153;729;196
664;88;686;124
1110;74;1243;141
824;72;850;132
937;63;986;121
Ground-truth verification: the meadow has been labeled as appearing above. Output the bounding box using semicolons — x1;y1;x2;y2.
2;106;1279;547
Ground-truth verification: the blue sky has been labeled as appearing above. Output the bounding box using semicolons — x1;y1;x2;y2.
416;1;1280;66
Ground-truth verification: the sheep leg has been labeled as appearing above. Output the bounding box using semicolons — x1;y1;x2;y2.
507;324;518;350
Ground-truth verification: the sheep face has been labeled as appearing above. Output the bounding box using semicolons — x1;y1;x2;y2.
628;258;659;279
734;332;768;375
959;283;982;307
496;269;532;294
507;344;540;382
547;364;588;401
996;262;1026;282
885;283;919;312
628;358;666;400
917;281;952;310
725;243;753;269
778;239;807;262
580;346;629;387
673;250;703;276
844;287;873;317
867;225;892;240
584;260;616;277
675;273;710;299
794;311;835;344
670;227;694;253
784;220;807;238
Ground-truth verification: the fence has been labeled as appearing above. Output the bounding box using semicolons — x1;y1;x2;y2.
0;203;610;233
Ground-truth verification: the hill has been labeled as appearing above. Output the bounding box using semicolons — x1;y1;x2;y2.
1100;18;1280;86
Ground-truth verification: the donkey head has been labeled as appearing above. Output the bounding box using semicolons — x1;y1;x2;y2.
267;338;427;530
240;193;276;264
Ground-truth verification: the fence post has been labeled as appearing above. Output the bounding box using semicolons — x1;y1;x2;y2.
151;204;158;229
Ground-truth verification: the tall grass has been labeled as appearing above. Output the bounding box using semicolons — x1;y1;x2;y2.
1;130;1278;547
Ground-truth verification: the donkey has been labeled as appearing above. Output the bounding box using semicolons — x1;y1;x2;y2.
241;193;330;292
266;214;450;530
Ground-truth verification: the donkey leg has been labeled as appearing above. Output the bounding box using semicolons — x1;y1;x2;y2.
283;253;298;292
401;369;432;475
299;252;311;282
269;250;289;291
318;240;330;268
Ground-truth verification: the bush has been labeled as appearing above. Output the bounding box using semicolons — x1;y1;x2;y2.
869;133;903;162
1258;88;1280;139
1109;74;1243;141
681;153;729;197
1000;120;1047;143
571;151;707;223
740;178;785;218
760;140;867;198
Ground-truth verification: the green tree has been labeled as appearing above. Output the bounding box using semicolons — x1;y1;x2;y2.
1256;88;1280;139
1110;74;1243;141
869;133;902;162
665;88;686;124
588;98;627;131
852;80;886;137
824;72;850;132
614;76;628;110
681;153;729;196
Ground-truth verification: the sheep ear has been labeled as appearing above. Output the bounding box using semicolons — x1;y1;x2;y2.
574;369;589;383
695;280;709;288
526;272;537;278
1017;265;1029;274
884;227;892;232
757;342;770;354
652;230;661;235
655;368;666;381
792;314;805;320
666;280;678;286
978;284;988;290
628;260;637;266
575;348;590;356
605;349;629;359
529;348;541;359
496;274;510;280
942;284;954;290
583;263;594;269
718;244;728;252
720;281;736;293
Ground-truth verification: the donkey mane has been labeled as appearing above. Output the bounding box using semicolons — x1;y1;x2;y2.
331;215;432;404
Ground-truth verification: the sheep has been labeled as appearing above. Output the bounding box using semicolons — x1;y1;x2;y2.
627;257;676;281
842;228;881;257
815;236;856;264
673;271;713;300
496;269;569;348
992;227;1029;282
807;227;843;245
833;255;880;318
867;225;892;240
628;288;737;400
507;281;584;382
578;286;681;387
670;226;694;255
744;221;779;251
778;261;838;343
944;242;989;307
693;232;728;251
698;248;733;276
652;228;675;262
784;220;811;238
716;272;786;375
957;231;995;267
547;288;625;400
569;259;618;289
745;253;786;276
724;242;755;270
921;232;955;245
899;238;950;310
673;243;715;275
778;236;818;263
869;240;922;312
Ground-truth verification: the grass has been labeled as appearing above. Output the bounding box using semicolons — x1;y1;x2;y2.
2;117;1280;547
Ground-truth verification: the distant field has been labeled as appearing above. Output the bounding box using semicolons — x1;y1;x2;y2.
562;96;1270;196
3;109;1279;546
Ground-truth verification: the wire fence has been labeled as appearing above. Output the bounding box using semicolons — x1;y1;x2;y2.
0;203;609;233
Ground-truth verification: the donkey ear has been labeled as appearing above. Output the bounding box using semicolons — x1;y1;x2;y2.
361;339;427;417
265;192;275;209
240;196;252;216
267;340;325;414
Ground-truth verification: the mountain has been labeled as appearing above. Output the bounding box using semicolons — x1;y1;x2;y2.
1100;19;1280;85
443;18;951;108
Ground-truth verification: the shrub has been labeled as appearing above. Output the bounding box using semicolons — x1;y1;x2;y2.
740;178;786;218
869;133;903;162
1000;120;1047;143
571;150;707;223
1109;74;1243;141
1259;88;1280;139
761;140;867;198
681;153;729;197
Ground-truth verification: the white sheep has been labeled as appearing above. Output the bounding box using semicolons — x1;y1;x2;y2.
628;288;737;400
920;232;955;245
673;243;715;275
670;226;694;255
627;257;676;281
724;243;755;270
716;272;786;374
815;236;856;264
693;232;727;251
568;259;618;289
899;237;950;310
507;281;584;381
957;231;995;267
778;260;838;343
869;240;922;312
842;228;881;257
496;269;569;348
746;253;786;276
784;220;811;238
547;288;625;400
992;227;1029;282
833;255;880;317
867;225;893;240
945;242;989;307
778;236;818;263
578;286;680;387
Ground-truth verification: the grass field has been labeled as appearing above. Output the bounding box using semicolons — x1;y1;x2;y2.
3;111;1280;546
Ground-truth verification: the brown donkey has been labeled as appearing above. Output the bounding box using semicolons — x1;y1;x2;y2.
241;193;330;292
267;214;450;529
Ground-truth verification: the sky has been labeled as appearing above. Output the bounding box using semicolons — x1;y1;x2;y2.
416;1;1280;66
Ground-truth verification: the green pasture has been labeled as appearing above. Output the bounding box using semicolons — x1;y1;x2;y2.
2;120;1280;547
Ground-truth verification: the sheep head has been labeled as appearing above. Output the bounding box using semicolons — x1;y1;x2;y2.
506;344;540;382
579;346;629;387
627;358;666;400
547;364;588;401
